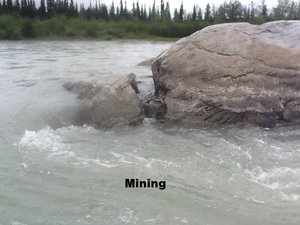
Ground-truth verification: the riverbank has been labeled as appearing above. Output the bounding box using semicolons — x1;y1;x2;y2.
0;15;206;41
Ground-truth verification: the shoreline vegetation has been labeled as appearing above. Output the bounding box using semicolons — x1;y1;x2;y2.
0;0;300;40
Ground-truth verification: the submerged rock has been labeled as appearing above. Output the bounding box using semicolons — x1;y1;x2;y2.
63;73;144;127
152;21;300;127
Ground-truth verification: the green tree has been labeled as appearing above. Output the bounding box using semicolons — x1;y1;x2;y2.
141;4;147;20
179;2;184;21
68;0;76;17
150;0;158;20
204;3;211;21
27;0;36;17
274;0;291;19
173;8;179;21
197;7;202;20
39;0;46;19
165;1;171;20
250;1;255;20
136;1;140;19
109;1;115;20
100;3;108;20
218;3;226;21
132;2;136;17
228;0;243;21
119;0;124;16
288;0;297;19
15;0;21;13
21;0;27;16
124;0;128;17
297;1;300;19
192;5;197;21
7;0;12;13
2;0;7;14
160;0;164;19
116;5;119;18
262;0;267;17
47;0;55;18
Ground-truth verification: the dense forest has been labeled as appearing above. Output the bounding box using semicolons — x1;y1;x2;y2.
0;0;299;39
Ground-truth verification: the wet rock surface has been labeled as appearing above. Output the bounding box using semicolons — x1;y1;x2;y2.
151;21;300;127
63;73;144;127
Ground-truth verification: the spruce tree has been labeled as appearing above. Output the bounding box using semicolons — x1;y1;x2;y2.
21;0;27;16
204;3;211;21
63;0;68;15
197;8;202;20
75;3;78;17
148;5;151;20
2;0;7;14
109;1;115;20
132;2;136;17
151;0;156;19
7;0;12;13
250;1;255;20
165;1;171;20
288;0;296;19
100;4;108;20
119;0;123;15
68;0;75;17
174;8;179;21
15;0;20;13
179;2;184;21
39;0;46;19
47;0;55;18
136;1;140;19
124;0;128;18
160;0;164;19
192;5;197;21
261;0;267;18
116;5;119;19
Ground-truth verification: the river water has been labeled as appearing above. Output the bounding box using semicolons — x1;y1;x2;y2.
0;41;300;225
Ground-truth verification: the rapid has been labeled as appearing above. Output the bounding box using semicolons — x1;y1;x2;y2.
0;41;299;225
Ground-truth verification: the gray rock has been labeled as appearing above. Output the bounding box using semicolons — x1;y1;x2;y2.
63;73;144;127
137;58;156;66
152;21;300;127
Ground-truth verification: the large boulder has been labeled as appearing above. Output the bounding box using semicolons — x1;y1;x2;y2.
63;73;144;127
152;21;300;127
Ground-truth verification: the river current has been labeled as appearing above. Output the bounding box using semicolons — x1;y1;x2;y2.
0;41;299;225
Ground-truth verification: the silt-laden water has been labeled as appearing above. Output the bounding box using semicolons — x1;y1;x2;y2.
0;41;299;225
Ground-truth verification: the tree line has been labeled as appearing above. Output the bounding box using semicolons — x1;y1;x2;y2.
1;0;300;22
0;0;300;40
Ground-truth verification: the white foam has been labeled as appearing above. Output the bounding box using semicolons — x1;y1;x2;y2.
111;152;131;164
19;126;177;170
246;166;300;200
246;197;265;204
10;221;27;225
19;126;73;158
111;151;178;169
18;126;118;168
73;157;118;168
128;153;178;168
254;138;265;144
279;192;300;201
113;208;139;224
143;218;157;224
244;151;252;160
